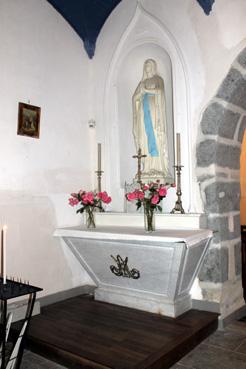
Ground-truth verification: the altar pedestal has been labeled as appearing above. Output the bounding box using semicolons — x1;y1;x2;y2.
54;225;212;317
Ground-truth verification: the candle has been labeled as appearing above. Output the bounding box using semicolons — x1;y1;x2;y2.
98;143;102;172
2;225;7;284
176;133;181;166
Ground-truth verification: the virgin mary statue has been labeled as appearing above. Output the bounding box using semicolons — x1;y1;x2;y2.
132;59;172;182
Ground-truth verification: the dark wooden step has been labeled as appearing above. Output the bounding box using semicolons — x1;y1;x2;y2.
21;295;218;369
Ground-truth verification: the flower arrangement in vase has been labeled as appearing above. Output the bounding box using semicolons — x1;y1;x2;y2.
125;181;172;232
69;190;111;228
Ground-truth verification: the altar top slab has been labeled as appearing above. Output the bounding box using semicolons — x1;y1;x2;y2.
54;226;212;247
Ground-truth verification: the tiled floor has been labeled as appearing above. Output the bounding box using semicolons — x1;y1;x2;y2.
20;320;246;369
171;320;246;369
21;351;66;369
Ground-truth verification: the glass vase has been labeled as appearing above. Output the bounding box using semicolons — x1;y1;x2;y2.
85;207;96;229
144;206;155;232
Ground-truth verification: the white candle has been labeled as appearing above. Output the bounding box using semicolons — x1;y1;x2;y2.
2;225;7;284
98;143;102;172
176;133;181;166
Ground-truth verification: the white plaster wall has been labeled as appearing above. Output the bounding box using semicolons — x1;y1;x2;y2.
93;0;246;214
0;0;94;296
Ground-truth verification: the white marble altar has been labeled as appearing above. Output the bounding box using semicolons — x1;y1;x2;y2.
54;223;212;317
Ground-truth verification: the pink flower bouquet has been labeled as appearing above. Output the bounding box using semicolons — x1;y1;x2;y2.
126;182;171;212
69;190;112;214
126;181;173;231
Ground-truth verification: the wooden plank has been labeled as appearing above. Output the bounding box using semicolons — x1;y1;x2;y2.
25;295;218;369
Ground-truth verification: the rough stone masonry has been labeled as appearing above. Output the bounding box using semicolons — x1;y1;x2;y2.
196;47;246;317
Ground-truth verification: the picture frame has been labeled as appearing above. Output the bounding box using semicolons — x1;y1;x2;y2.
17;102;41;139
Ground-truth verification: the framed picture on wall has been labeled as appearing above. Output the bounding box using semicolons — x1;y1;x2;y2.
17;102;41;139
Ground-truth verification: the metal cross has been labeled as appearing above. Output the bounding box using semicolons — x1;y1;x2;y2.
133;148;147;185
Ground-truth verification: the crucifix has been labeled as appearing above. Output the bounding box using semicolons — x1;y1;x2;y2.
133;148;147;185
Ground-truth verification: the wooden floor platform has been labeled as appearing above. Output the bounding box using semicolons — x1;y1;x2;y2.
25;295;218;369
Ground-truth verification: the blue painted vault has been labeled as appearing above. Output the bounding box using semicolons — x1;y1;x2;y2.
46;0;215;59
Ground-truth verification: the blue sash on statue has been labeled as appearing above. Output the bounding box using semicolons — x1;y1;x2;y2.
143;93;159;157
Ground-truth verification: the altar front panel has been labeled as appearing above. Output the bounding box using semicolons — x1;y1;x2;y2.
64;237;185;298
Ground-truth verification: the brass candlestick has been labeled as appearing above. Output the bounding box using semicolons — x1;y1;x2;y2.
171;165;185;214
95;170;103;193
95;169;104;210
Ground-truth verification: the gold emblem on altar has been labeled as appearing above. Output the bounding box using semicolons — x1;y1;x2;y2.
110;255;140;279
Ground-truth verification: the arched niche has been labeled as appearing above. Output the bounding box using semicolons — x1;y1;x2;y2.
103;3;191;212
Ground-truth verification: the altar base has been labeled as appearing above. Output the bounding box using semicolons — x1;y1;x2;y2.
95;285;191;317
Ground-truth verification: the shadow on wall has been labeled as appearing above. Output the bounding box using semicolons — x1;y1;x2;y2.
0;193;91;298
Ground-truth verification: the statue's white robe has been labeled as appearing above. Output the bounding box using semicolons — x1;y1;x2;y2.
133;74;170;180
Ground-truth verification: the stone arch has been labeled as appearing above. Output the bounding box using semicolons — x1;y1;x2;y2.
196;47;246;317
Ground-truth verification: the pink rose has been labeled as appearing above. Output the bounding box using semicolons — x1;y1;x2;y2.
98;192;104;201
69;197;79;207
81;194;89;205
151;195;159;205
98;191;111;204
81;192;94;205
104;196;112;204
126;192;137;201
71;193;78;199
86;192;94;204
159;187;167;197
137;191;145;200
143;185;149;191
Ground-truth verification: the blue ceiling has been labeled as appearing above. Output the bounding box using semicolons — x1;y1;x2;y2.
47;0;122;58
197;0;215;15
47;0;215;59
